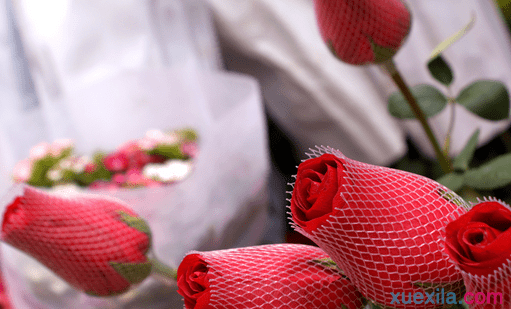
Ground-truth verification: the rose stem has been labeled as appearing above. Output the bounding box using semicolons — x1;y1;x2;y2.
149;257;178;282
382;59;452;174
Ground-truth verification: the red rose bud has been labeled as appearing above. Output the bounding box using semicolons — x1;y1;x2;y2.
444;199;511;308
289;146;467;308
177;244;365;309
1;185;153;296
314;0;411;65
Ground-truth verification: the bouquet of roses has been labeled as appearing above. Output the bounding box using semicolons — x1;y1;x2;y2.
3;147;507;308
12;128;198;189
176;146;472;308
176;0;511;308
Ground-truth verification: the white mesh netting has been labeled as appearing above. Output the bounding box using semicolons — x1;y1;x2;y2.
1;185;151;297
313;0;411;64
289;146;468;308
459;268;509;308
177;244;365;309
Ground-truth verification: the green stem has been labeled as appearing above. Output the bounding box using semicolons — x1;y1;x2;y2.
443;98;456;154
383;59;452;174
150;257;178;282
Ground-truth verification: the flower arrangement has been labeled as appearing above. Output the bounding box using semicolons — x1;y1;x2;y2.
12;128;198;190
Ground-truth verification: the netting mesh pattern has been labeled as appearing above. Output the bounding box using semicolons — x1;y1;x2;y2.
313;0;411;64
289;146;468;308
1;185;151;296
444;199;511;308
177;244;365;309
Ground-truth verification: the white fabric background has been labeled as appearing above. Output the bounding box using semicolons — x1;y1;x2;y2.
205;0;511;164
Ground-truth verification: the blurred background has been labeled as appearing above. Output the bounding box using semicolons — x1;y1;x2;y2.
0;0;511;307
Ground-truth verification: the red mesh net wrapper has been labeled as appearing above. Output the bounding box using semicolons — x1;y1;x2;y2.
444;199;511;308
177;244;365;309
313;0;411;65
1;185;152;296
289;146;468;308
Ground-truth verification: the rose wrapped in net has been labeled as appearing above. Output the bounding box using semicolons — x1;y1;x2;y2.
444;199;510;308
313;0;411;65
289;146;467;308
177;244;365;309
1;185;175;297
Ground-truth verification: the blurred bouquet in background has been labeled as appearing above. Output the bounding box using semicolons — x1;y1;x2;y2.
12;128;198;190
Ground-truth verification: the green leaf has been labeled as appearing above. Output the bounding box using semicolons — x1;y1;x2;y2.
27;157;58;187
437;188;471;210
110;261;152;284
311;258;347;278
429;14;476;60
117;211;152;241
149;144;184;160
388;84;448;119
437;173;464;192
456;80;510;121
312;258;341;271
368;36;399;64
452;129;480;171
464;153;511;189
427;55;453;86
177;128;199;141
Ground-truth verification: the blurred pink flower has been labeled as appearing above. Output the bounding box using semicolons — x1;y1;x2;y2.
49;139;74;157
29;142;51;160
112;173;126;185
125;168;144;185
12;160;33;183
103;153;129;172
145;129;166;142
84;163;97;174
181;142;198;158
138;137;157;151
118;141;151;170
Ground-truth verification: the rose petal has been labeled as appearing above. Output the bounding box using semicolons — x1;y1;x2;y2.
177;254;210;309
290;154;346;233
445;201;511;276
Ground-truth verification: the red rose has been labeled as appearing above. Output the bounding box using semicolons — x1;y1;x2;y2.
313;0;411;65
1;185;152;296
444;200;511;308
177;244;365;309
290;147;467;308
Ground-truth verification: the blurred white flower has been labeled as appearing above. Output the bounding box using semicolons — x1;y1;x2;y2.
59;158;73;170
47;169;63;181
143;160;192;182
72;156;91;173
29;142;51;160
145;129;166;142
50;139;74;156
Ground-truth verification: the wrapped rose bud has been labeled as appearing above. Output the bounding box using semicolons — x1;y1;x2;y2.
1;185;153;296
444;200;510;308
289;146;467;308
313;0;412;65
177;244;365;309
